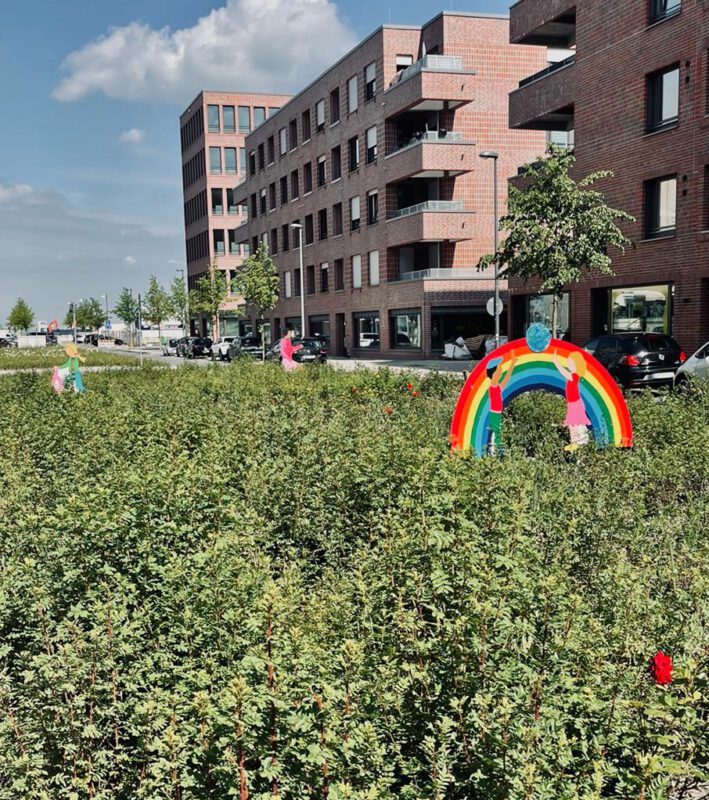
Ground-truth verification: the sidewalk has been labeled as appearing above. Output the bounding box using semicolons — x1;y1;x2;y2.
328;356;475;378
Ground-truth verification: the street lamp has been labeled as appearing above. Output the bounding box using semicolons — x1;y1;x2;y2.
176;267;190;335
479;150;500;347
101;294;109;337
290;223;305;337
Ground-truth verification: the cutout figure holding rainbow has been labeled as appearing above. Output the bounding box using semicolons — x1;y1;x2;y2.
52;343;86;394
450;323;632;456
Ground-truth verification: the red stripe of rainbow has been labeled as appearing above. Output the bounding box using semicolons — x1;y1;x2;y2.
450;338;633;455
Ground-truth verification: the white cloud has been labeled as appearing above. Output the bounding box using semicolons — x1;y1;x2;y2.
119;128;146;144
52;0;357;104
124;255;137;264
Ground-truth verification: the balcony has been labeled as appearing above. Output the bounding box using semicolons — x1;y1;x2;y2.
385;202;474;248
390;55;464;86
392;267;486;282
509;55;575;130
390;199;462;219
510;0;577;47
384;60;475;119
233;220;250;243
384;133;474;184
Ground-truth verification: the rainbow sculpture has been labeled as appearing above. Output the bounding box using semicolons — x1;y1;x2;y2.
450;326;633;456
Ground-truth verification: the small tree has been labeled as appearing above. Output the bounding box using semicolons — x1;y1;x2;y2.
113;288;139;346
189;261;230;341
144;276;172;339
65;298;104;330
233;243;280;361
7;298;34;332
169;276;189;334
478;145;634;337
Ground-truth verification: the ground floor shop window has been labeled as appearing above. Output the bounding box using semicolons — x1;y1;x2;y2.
285;316;302;337
610;284;670;334
390;310;421;349
527;293;570;337
219;312;241;337
353;312;380;350
430;307;496;351
309;315;330;342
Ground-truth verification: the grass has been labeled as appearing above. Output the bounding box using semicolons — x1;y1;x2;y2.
0;346;143;370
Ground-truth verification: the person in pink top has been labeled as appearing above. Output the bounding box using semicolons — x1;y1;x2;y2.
280;328;302;371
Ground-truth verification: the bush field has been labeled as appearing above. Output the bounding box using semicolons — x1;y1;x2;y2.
0;347;141;370
0;363;707;799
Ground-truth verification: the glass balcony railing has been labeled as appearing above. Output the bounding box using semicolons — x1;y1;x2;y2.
389;54;465;88
389;200;464;220
518;54;575;88
388;130;464;156
392;268;487;282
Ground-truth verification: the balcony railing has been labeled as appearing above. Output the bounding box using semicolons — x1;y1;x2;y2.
389;200;464;220
388;130;464;156
519;54;575;88
392;268;488;282
390;55;465;88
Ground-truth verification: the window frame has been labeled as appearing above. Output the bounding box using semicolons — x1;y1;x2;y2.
348;76;358;113
316;99;326;132
365;62;377;101
366;126;378;164
350;196;361;231
644;175;677;238
366;189;378;225
646;64;680;133
649;0;681;24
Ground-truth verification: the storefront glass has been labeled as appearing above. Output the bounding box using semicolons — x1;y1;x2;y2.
390;310;421;348
353;313;380;350
610;284;670;334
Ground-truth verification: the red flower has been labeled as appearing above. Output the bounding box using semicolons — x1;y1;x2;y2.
650;651;673;685
412;391;419;397
383;406;394;415
406;382;413;390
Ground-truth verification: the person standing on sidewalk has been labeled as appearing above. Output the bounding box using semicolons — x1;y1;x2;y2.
280;328;302;372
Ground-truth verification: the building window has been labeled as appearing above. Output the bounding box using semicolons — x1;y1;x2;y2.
332;202;343;236
250;194;257;219
320;263;329;293
226;188;237;214
213;229;225;256
316;99;326;131
269;107;280;117
254;107;266;127
294;268;302;296
211;187;223;215
649;0;681;23
251;236;258;255
318;208;328;240
208;104;220;132
240;148;247;174
282;224;290;251
285;271;292;298
368;250;380;286
525;293;570;338
302;109;311;141
395;54;414;73
239;106;251;132
223;105;235;132
331;146;342;181
269;183;276;211
270;228;279;255
390;309;421;348
291;169;300;199
365;62;377;101
304;162;313;194
289;118;298;149
348;136;359;172
350;196;361;230
647;65;679;132
348;76;358;112
258;144;265;171
249;151;256;175
306;265;316;295
334;258;344;290
225;147;237;174
366;126;377;164
367;190;378;225
352;255;362;288
279;127;287;156
280;176;288;205
310;314;330;339
209;146;221;174
305;214;314;245
229;229;239;255
644;176;677;238
354;312;379;349
608;284;671;333
267;136;275;164
330;87;340;124
260;188;267;216
317;155;326;187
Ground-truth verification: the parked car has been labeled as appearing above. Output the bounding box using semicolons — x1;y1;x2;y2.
113;338;125;346
84;333;99;347
0;337;13;347
161;338;180;356
185;337;213;359
582;333;686;389
266;337;327;364
175;337;191;357
237;335;263;359
212;336;237;360
674;340;709;387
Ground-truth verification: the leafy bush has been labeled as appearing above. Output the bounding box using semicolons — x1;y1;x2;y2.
0;346;142;370
0;363;706;799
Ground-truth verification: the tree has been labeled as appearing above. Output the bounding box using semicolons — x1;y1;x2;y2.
169;276;189;334
478;145;634;337
144;276;172;339
7;298;34;332
64;298;104;330
113;288;139;346
233;243;280;361
189;261;231;342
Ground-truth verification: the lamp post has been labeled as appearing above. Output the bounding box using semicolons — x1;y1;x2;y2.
479;150;500;347
176;267;189;335
101;294;109;338
290;223;305;337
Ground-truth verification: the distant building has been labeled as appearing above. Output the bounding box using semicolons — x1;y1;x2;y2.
180;90;291;337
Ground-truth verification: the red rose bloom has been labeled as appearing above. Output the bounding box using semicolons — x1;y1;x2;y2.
650;651;673;685
412;391;419;397
406;383;413;390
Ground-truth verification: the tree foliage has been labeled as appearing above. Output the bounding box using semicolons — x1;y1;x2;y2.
7;298;34;332
189;261;231;340
143;276;172;336
112;288;139;327
169;276;189;333
233;243;280;359
64;297;104;330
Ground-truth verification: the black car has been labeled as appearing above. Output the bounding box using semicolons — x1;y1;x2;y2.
582;333;686;389
0;337;13;347
266;337;327;364
185;337;213;359
226;334;262;361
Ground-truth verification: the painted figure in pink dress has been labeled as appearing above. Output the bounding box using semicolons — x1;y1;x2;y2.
280;328;302;371
552;349;591;451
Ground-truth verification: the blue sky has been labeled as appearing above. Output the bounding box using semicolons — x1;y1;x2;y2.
0;0;510;323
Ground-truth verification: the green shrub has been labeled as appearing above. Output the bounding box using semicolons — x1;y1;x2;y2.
0;363;706;799
0;346;142;370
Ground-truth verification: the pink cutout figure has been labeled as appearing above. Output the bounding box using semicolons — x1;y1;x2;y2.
551;349;591;451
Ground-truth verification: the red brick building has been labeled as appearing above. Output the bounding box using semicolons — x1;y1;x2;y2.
180;90;290;336
235;12;546;357
508;0;709;352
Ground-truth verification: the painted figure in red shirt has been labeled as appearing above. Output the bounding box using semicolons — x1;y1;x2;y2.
486;354;518;454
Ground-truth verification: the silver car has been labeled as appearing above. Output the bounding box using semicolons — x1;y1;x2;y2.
674;341;709;387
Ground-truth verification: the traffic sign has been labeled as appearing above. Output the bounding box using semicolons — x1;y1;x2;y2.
105;319;112;329
486;297;504;317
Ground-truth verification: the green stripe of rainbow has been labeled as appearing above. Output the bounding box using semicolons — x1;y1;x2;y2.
450;338;633;455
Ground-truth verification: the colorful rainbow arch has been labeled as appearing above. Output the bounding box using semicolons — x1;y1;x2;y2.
450;337;633;456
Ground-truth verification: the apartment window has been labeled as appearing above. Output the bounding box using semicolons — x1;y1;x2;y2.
316;99;326;132
213;229;225;255
223;105;236;132
209;146;221;174
354;312;379;350
332;202;343;236
318;208;328;240
390;310;421;349
305;214;314;244
291;169;300;199
226;188;237;214
208;104;220;132
368;250;380;286
279;128;288;156
302;109;311;141
225;147;237;174
330;88;340;124
260;188;267;215
348;76;358;112
229;229;239;254
250;193;257;218
240;148;247;174
282;224;290;251
650;0;681;23
304;162;313;194
258;143;265;171
254;107;266;127
367;190;378;225
396;55;414;73
352;254;362;288
331;146;342;181
334;258;344;290
365;62;377;101
289;118;298;149
280;176;288;205
238;106;251;132
348;136;360;171
270;228;279;255
269;183;276;211
647;65;679;132
261;231;269;247
366;126;377;164
249;150;256;175
306;265;316;295
320;263;329;293
285;271;292;298
211;187;223;215
644;176;677;238
350;196;361;230
267;136;275;164
317;155;327;187
251;236;258;255
294;268;301;296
